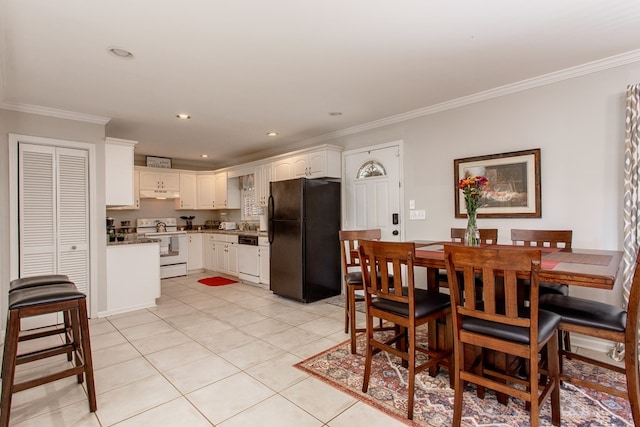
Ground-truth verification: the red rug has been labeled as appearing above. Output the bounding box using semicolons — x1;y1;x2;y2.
197;276;237;286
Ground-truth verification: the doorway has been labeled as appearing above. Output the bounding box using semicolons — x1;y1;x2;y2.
342;141;403;241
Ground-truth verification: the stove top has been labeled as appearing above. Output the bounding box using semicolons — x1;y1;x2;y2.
136;217;188;236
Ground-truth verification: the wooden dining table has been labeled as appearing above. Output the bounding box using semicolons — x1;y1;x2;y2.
413;241;623;291
411;240;624;386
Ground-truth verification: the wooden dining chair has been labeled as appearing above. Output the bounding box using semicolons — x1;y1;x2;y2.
451;227;499;244
539;252;640;426
511;229;573;351
444;245;561;427
339;229;392;354
359;240;452;420
438;228;498;287
510;229;572;296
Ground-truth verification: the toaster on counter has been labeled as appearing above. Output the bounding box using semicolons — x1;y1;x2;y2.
219;221;237;230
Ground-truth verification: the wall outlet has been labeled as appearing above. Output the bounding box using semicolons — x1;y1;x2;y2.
409;210;426;220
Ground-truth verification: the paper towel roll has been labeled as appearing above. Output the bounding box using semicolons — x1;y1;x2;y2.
259;214;267;231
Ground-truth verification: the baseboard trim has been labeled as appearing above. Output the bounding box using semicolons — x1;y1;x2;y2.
570;333;617;354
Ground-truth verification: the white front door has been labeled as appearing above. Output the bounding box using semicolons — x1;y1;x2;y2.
343;142;403;241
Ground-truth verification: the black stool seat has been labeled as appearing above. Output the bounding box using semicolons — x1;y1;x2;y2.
9;275;72;292
9;283;84;309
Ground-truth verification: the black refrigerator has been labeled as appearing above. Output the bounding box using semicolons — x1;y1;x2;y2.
268;178;341;303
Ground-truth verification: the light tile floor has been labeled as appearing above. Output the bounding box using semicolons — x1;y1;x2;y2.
5;273;408;427
5;273;620;426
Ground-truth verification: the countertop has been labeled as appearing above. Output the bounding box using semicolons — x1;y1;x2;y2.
185;229;267;236
107;237;160;246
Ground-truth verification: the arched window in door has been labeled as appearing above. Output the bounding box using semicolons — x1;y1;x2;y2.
356;160;386;178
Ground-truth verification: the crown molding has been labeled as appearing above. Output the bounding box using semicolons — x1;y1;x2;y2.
0;101;111;125
304;49;640;144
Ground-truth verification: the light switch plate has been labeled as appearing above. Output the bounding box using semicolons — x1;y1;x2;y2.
409;199;415;209
409;210;426;220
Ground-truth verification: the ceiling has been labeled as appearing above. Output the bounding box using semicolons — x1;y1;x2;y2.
3;1;640;168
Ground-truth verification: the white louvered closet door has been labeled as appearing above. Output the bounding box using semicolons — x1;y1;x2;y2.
19;143;89;295
57;148;89;294
19;144;57;276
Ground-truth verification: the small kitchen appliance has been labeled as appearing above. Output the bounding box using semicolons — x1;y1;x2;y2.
219;221;237;230
106;217;116;241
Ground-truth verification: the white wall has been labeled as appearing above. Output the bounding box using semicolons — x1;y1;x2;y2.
324;61;640;308
2;60;639;322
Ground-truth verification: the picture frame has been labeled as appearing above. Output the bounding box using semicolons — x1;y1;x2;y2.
454;148;541;218
146;156;172;169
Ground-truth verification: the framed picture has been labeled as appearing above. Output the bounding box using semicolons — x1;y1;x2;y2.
146;156;172;168
454;148;541;218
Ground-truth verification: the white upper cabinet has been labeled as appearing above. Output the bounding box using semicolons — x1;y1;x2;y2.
271;145;342;182
139;168;180;197
107;170;140;210
175;171;197;209
254;163;272;207
215;172;240;209
197;173;215;209
272;158;294;182
105;137;137;206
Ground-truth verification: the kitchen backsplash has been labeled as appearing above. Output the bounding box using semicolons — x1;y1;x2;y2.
106;198;245;230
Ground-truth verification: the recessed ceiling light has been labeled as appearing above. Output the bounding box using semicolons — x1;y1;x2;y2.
176;114;191;119
200;154;209;158
329;112;343;116
267;132;278;136
107;47;133;59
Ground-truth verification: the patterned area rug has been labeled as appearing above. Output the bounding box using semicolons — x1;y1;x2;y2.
295;327;633;426
325;294;365;313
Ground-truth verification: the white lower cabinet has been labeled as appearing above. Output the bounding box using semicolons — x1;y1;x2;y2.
106;242;160;315
187;233;203;271
203;234;217;271
215;234;238;275
258;236;270;285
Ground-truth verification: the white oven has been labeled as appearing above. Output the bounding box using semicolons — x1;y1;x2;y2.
137;218;188;279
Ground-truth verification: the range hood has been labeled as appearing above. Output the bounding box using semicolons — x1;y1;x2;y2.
139;189;180;199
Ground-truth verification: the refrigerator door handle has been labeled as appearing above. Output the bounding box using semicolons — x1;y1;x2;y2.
268;195;275;244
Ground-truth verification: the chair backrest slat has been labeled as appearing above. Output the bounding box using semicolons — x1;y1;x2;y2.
445;245;541;331
339;229;382;274
510;229;572;249
451;228;499;245
358;240;415;303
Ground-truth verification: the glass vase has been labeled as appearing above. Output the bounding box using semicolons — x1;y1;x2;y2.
465;211;480;246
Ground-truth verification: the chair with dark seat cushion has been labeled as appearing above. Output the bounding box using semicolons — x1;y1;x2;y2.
511;229;573;352
510;229;572;297
444;245;561;427
539;253;640;426
0;281;96;427
359;240;452;420
339;229;393;354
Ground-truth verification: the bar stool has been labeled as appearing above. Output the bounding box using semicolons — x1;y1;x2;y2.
8;275;76;361
1;281;96;427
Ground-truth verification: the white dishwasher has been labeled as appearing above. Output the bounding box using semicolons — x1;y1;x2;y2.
238;234;260;283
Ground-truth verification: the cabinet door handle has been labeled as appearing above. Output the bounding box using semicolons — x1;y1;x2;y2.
71;245;77;250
